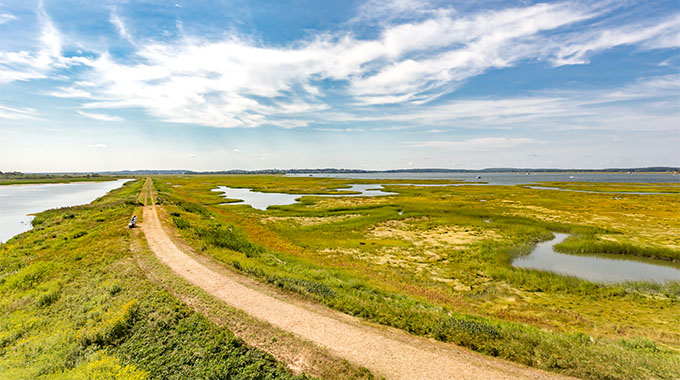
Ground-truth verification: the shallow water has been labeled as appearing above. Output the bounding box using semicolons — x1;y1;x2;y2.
0;179;131;243
524;185;677;195
513;233;680;283
212;184;396;210
290;172;679;185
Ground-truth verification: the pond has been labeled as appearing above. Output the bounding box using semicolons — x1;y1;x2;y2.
0;179;132;243
512;233;680;283
212;184;396;210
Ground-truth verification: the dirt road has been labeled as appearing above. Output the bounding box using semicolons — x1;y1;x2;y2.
140;180;572;380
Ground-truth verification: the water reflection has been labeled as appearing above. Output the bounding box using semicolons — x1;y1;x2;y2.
212;184;396;210
513;233;680;283
0;179;131;243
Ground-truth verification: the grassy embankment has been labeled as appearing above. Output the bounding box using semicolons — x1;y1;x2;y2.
0;174;122;186
0;179;320;380
154;175;680;380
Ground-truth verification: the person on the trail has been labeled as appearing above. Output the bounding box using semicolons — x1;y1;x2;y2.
129;215;137;228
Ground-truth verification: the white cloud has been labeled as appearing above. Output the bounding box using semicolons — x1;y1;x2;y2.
351;0;443;25
0;104;40;120
0;12;16;24
549;15;680;66
68;3;598;126
110;9;134;44
77;110;123;122
47;87;92;98
87;143;107;149
0;3;75;84
322;74;680;133
349;2;601;103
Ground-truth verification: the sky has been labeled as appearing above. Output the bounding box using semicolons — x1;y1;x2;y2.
0;0;678;171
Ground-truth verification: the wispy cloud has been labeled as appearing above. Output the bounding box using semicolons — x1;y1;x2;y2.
87;143;107;149
47;87;92;98
322;74;680;133
110;8;134;44
0;11;16;24
0;3;74;83
64;2;599;127
548;15;680;65
77;110;123;122
0;104;40;120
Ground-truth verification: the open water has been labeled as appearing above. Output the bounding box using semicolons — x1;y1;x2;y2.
0;179;131;243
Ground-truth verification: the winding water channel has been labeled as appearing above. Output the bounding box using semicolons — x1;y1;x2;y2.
212;184;396;210
214;184;679;283
513;233;680;283
0;179;131;243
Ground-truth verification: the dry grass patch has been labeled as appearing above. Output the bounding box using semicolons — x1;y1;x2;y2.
261;214;362;226
369;219;499;247
308;197;391;209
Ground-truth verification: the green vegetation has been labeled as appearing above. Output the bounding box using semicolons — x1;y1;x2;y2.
0;172;120;185
0;179;312;380
554;233;680;262
536;181;680;193
153;175;680;380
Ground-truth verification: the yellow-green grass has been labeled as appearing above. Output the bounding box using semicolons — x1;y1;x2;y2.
0;175;124;186
532;181;680;193
153;175;680;380
0;179;313;380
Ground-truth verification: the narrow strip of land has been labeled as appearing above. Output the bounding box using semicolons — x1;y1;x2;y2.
140;179;571;380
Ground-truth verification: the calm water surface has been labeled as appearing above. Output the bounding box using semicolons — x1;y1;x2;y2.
513;233;680;283
291;172;679;185
524;185;677;195
0;179;131;243
212;184;396;210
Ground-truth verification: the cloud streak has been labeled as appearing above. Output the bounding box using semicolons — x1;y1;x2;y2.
77;110;123;122
0;12;16;24
0;104;40;120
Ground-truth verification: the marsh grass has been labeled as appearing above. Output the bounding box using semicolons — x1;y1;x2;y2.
0;179;312;380
154;176;680;379
555;234;680;262
0;175;120;186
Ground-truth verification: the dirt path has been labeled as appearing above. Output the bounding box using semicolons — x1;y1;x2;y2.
140;179;572;380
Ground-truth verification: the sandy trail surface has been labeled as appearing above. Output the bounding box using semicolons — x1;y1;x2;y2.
141;187;571;380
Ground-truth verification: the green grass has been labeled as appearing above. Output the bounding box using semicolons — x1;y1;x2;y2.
151;175;680;380
0;179;312;380
554;234;680;262
0;174;122;185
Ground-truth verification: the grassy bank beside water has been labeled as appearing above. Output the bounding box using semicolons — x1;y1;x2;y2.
154;175;680;380
0;179;314;380
0;174;122;186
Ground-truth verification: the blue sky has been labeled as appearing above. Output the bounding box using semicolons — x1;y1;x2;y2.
0;0;678;171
